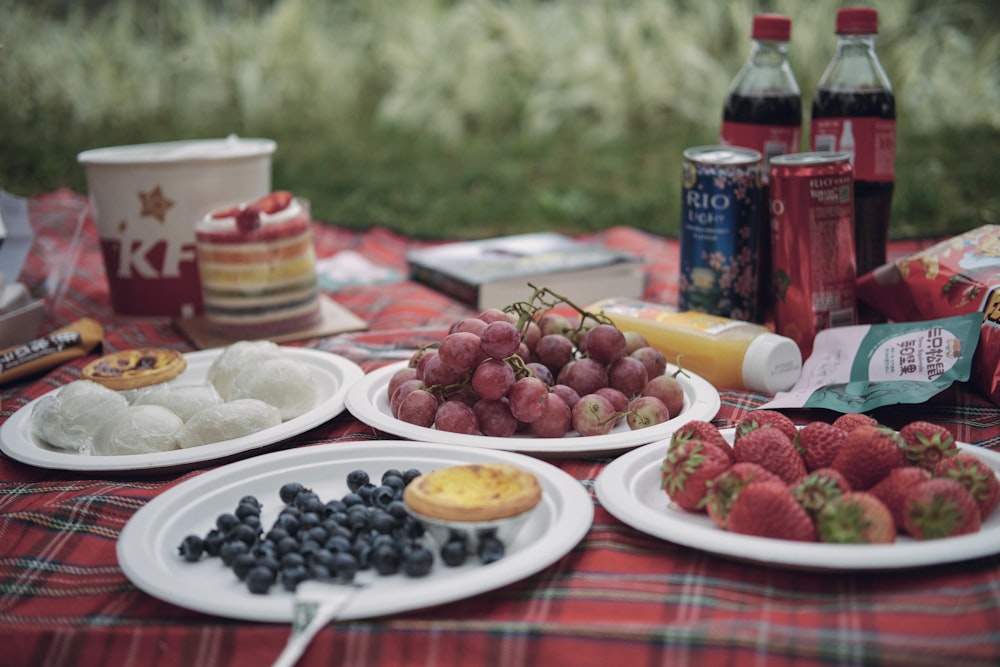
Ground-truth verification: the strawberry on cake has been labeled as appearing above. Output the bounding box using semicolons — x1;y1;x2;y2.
195;191;321;337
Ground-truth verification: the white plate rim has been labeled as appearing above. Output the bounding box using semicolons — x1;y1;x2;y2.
595;428;1000;570
116;439;594;622
345;360;721;455
0;347;364;473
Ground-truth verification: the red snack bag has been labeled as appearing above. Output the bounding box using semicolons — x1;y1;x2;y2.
858;225;1000;406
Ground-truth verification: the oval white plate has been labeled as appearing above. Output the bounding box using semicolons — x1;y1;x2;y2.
0;347;364;473
116;440;593;622
595;428;1000;570
345;360;721;456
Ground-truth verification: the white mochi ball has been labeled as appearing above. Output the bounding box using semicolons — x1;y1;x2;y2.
178;399;282;449
134;384;223;422
31;380;129;452
229;357;318;420
207;340;284;400
91;404;184;456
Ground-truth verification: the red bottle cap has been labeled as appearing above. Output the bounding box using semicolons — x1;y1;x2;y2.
752;14;792;42
836;7;878;35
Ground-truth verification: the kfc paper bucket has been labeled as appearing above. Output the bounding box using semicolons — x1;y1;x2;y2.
77;136;276;318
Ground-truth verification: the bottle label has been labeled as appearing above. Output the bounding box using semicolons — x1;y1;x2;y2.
810;117;896;182
720;122;801;183
597;299;747;336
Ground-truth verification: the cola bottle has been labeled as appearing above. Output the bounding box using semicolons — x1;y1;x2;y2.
721;13;802;323
811;6;896;278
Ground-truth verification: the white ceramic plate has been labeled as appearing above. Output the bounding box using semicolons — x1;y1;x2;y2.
0;347;364;473
116;440;593;621
345;360;720;456
595;428;1000;570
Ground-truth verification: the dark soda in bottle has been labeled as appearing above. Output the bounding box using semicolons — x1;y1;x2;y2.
810;7;896;279
721;13;802;323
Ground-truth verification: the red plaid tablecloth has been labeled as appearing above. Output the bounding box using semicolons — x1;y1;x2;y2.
1;189;998;667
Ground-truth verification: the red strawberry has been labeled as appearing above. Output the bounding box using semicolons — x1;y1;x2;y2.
671;420;732;461
726;480;817;542
831;412;878;433
830;424;905;490
254;190;294;214
790;467;851;517
210;205;242;219
898;421;958;470
703;462;779;529
235;206;261;232
903;478;981;540
869;466;932;531
795;421;847;471
732;426;807;485
933;451;1000;520
661;438;732;512
817;491;896;544
736;409;798;442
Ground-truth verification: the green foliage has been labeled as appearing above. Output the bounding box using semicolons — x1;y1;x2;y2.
1;0;997;239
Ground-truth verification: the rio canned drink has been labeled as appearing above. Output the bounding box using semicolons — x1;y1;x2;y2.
679;146;763;322
769;151;858;358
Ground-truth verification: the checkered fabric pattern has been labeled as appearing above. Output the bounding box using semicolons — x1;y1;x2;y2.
1;190;998;667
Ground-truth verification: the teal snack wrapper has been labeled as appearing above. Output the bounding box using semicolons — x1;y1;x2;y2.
761;313;982;413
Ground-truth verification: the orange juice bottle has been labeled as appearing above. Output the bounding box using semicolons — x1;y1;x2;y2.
587;298;802;393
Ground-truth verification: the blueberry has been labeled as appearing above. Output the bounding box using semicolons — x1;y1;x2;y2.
369;509;397;534
371;485;396;509
324;535;352;553
255;555;281;574
281;551;306;569
325;499;347;515
381;475;405;495
234;502;260;520
294;490;322;512
371;544;400;575
279;482;306;505
219;540;249;566
341;492;364;508
280;565;309;591
477;535;505;564
216;512;240;533
381;468;403;482
309;564;333;581
240;514;262;532
246;566;276;594
357;484;376;506
402;469;423;485
402;545;434;577
298;540;322;560
276;535;300;556
331;552;359;580
310;548;337;570
386;500;409;521
265;527;290;544
440;540;467;567
231;552;257;580
305;525;328;544
203;529;225;556
239;494;262;510
346;469;370;493
227;523;259;547
299;512;321;530
274;513;300;535
178;534;204;562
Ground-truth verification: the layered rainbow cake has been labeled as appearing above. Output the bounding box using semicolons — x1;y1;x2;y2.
195;192;321;337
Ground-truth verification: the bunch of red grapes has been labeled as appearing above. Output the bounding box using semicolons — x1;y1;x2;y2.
386;290;686;438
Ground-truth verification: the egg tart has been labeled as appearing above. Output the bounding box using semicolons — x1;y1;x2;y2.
81;347;187;391
402;463;542;522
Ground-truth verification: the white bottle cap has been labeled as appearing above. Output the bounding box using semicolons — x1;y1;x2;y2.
741;333;803;393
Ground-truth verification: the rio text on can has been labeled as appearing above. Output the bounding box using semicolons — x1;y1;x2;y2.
679;146;763;322
769;151;857;358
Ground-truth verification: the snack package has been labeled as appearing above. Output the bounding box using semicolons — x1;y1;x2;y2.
761;313;981;413
857;225;1000;406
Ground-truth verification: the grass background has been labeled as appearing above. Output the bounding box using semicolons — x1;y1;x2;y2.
2;0;998;240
